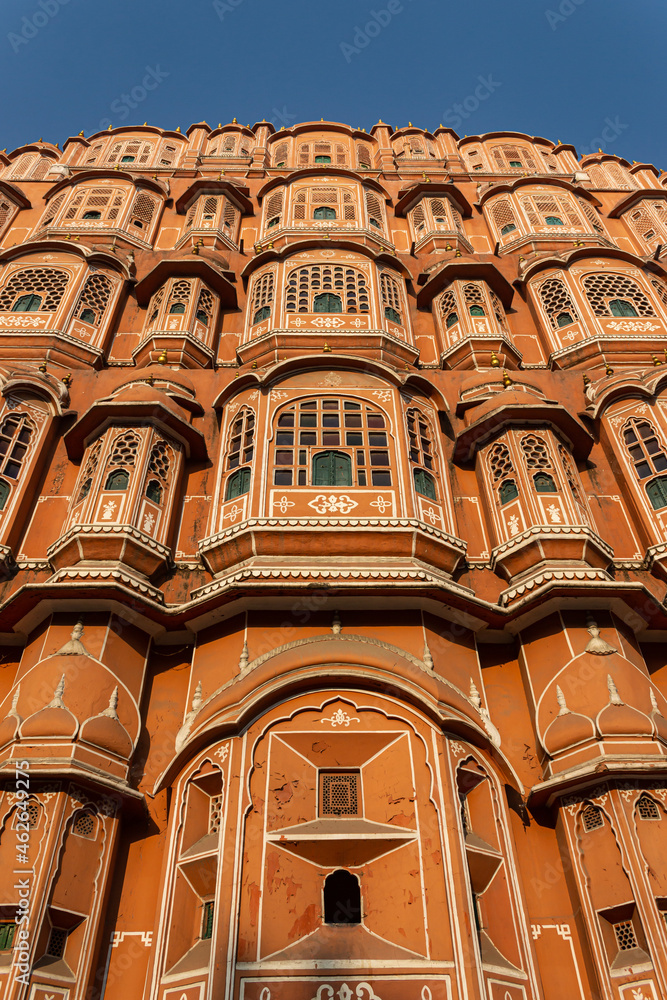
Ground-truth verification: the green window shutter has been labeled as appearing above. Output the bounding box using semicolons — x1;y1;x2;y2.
314;206;336;220
0;480;10;511
647;477;667;510
0;922;16;949
202;901;215;940
314;293;342;313
533;473;557;493
499;479;519;504
414;469;436;500
313;452;351;487
225;468;251;500
610;298;638;317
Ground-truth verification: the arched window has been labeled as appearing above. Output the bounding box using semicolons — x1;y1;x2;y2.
582;803;604;831
128;190;159;232
314;292;342;313
272;397;391;487
0;480;10;510
145;441;170;504
166;280;192;316
407;407;437;500
609;299;638;317
285;265;369;314
558;444;588;512
225;467;251;500
0;268;69;313
491;145;537;172
0;198;18;238
298;142;347;167
637;794;660;820
227;407;255;470
273;141;289;167
74;439;102;505
365;191;383;230
74;273;113;327
380;272;403;325
314;206;336;220
488;443;519;504
439;289;459;332
357;144;372;169
264;190;283;230
622;418;667;480
499;479;519;504
108;431;140;468
519;192;583;232
195;287;214;327
0;414;33;480
537;277;579;330
490;199;520;241
62;187;127;225
646;476;667;510
105;139;154;166
533;472;557;493
323;870;361;925
583;273;655;317
313;450;352;486
250;271;274;326
105;469;129;491
38;192;67;230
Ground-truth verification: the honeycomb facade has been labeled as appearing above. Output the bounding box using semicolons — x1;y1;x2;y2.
0;119;666;1000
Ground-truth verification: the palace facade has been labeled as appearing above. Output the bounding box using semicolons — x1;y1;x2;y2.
0;118;667;1000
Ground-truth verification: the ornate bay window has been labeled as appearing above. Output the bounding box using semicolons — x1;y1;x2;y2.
529;261;667;367
81;133;184;169
297;139;349;167
3;152;56;180
484;184;608;251
460;138;577;175
259;179;389;243
621;198;667;252
0;255;123;366
434;279;516;369
37;180;163;245
240;250;416;367
133;262;235;368
49;381;206;591
584;159;636;190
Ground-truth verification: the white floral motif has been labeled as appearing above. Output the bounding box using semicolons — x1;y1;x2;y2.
273;496;296;514
271;390;288;400
142;512;155;534
311;988;381;1000
371;390;392;402
215;742;230;762
223;504;242;522
546;504;562;523
321;373;343;387
607;321;661;332
310;316;346;329
508;514;520;536
421;506;438;525
308;494;358;515
370;496;392;514
321;708;360;727
1;317;43;328
102;501;117;521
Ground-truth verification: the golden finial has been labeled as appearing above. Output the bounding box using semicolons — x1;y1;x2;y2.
605;364;614;377
323;342;332;353
653;355;662;366
583;373;591;387
251;361;257;369
439;123;443;128
191;244;199;254
107;124;113;130
157;349;168;365
232;118;238;124
445;243;452;252
62;373;72;386
490;351;500;368
218;123;222;128
39;137;42;142
502;370;512;388
361;128;366;133
664;347;667;362
78;130;84;137
280;125;285;131
176;126;181;132
455;248;462;257
143;121;147;126
598;147;603;153
254;243;262;254
408;122;412;127
38;362;47;373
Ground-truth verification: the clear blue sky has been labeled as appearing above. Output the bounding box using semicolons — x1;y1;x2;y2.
0;0;664;168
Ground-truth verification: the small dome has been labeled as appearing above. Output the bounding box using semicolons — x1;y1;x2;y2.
544;710;596;755
596;675;653;738
80;714;133;759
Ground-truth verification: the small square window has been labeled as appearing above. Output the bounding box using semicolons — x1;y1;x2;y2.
319;771;360;816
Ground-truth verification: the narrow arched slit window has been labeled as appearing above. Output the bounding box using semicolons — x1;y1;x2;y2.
226;467;251;500
323;870;361;925
105;469;129;491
